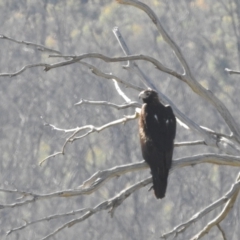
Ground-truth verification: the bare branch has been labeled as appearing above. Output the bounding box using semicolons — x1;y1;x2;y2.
200;126;232;139
40;113;139;165
225;68;240;74
40;178;151;240
0;34;61;54
115;0;240;144
47;53;184;81
191;173;240;240
1;154;239;210
75;99;140;109
216;224;227;240
174;141;205;147
79;61;144;91
112;27;150;88
112;26;235;149
7;207;91;236
161;174;240;239
0;63;49;77
116;0;191;77
48;54;219;146
173;154;240;168
113;79;131;102
0;162;147;211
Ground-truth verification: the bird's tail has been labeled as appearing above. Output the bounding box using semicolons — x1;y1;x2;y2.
151;168;169;199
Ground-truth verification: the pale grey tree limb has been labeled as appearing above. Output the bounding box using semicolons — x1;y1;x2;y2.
0;63;49;77
1;154;239;211
225;68;240;74
216;223;227;240
79;61;143;91
116;0;240;143
40;112;139;165
0;34;61;54
75;99;140;109
115;0;191;76
40;178;151;240
161;173;240;240
191;173;240;240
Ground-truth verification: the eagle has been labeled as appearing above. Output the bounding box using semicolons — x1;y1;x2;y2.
138;89;176;199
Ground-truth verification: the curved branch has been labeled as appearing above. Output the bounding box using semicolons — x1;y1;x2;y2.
112;27;151;88
0;34;61;54
115;0;240;144
162;173;240;239
0;63;49;77
1;153;240;210
47;53;184;80
79;61;143;91
116;0;191;76
40;112;139;165
7;207;91;236
191;173;240;240
3;156;240;238
41;178;151;240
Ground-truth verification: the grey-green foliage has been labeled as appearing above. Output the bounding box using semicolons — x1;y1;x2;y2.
0;0;239;239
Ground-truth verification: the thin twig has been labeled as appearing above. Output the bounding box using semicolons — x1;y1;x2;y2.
113;79;131;102
7;207;91;236
40;178;152;240
40;112;139;165
0;63;49;77
216;224;227;240
162;174;240;239
191;173;240;240
79;61;143;91
225;68;240;74
0;34;61;54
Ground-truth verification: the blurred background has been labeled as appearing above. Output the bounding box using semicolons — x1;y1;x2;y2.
0;0;240;239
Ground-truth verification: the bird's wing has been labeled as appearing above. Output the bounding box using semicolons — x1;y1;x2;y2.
165;105;176;140
148;105;176;150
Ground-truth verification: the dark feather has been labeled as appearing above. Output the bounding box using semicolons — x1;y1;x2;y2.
138;89;176;199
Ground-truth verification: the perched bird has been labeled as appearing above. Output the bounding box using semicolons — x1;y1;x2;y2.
138;89;176;199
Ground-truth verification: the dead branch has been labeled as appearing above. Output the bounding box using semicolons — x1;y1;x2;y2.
0;34;61;54
0;63;49;77
75;99;140;109
225;68;240;74
1;153;239;211
116;0;191;76
161;174;240;239
191;173;240;240
7;207;91;236
79;61;143;91
6;178;151;239
115;0;240;144
40;112;139;165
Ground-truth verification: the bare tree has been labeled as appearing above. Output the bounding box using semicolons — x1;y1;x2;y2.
0;0;240;240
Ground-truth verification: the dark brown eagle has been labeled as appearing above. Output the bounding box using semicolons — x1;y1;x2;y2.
138;89;176;199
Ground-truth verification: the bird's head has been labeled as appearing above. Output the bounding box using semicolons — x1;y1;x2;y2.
139;88;159;104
